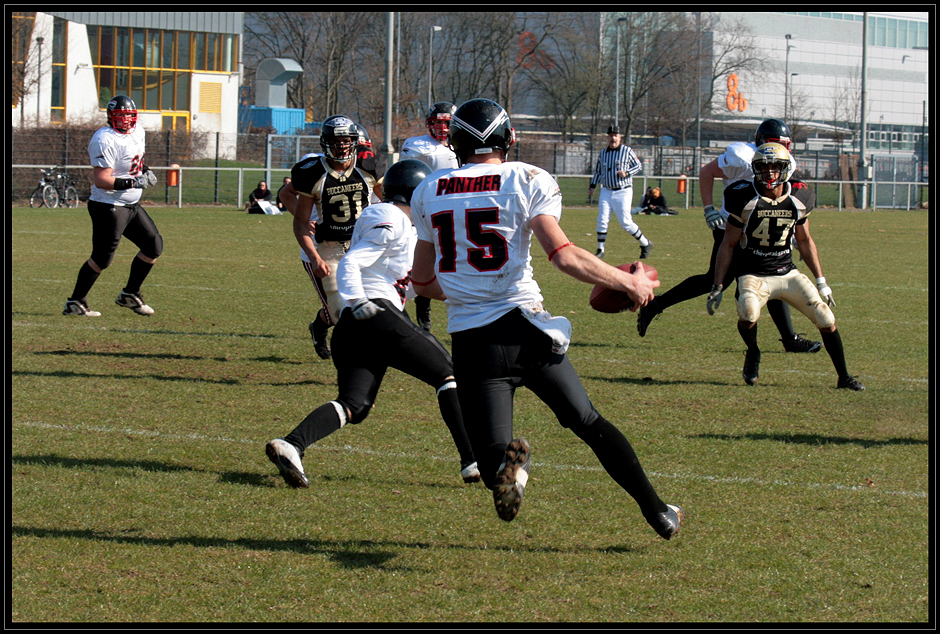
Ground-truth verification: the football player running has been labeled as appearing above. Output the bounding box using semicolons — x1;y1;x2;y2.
266;159;480;488
410;98;683;539
63;95;162;317
707;143;864;391
399;101;460;333
637;119;822;356
290;115;379;360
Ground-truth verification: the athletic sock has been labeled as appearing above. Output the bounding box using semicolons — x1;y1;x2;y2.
285;402;344;452
436;382;475;465
738;321;759;352
124;256;154;295
572;416;667;520
69;261;101;302
821;329;849;378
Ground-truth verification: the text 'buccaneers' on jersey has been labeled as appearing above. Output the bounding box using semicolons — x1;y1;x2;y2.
290;154;377;243
723;178;817;277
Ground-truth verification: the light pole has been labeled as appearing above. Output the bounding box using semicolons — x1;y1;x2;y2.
695;12;703;167
788;73;799;122
35;36;43;124
427;25;442;109
614;17;626;127
784;34;795;121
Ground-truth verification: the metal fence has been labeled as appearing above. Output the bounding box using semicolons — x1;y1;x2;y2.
13;163;926;212
11;125;927;210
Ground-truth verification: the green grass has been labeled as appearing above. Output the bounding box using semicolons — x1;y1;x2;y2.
11;204;929;623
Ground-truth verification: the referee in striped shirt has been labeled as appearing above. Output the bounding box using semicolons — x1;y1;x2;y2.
587;125;652;260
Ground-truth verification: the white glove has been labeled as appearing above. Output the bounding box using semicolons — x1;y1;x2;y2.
706;284;723;315
350;298;384;320
133;170;158;189
816;277;836;307
704;205;726;230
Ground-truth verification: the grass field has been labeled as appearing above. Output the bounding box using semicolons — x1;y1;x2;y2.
10;203;929;624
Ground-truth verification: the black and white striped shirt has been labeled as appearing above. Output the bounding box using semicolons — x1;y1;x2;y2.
590;144;642;190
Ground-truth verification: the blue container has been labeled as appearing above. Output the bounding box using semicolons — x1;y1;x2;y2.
238;106;306;135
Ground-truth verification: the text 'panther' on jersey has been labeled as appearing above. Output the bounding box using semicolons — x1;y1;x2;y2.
435;175;502;196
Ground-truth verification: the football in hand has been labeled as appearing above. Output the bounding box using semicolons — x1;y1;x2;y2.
589;263;658;313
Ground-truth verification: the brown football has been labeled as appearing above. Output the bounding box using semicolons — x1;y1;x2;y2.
589;263;658;313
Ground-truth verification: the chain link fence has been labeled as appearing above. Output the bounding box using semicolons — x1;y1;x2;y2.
11;125;926;209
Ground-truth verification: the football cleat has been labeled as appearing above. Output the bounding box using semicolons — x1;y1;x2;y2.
781;334;822;353
115;291;154;315
837;375;865;391
416;301;432;333
654;504;684;540
460;461;481;484
493;439;531;522
265;438;310;488
743;349;761;386
63;299;101;317
640;241;653;259
636;297;661;337
595;247;605;259
309;320;332;360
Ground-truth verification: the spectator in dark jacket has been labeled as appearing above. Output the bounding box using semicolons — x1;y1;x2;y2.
637;187;676;215
245;180;273;212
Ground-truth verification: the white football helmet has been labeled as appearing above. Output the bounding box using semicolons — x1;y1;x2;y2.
752;142;795;189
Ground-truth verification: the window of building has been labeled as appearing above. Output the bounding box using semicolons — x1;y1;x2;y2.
86;25;237;119
50;16;66;123
11;12;36;108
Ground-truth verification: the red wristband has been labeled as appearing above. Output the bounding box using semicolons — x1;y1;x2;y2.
547;241;575;262
411;275;436;287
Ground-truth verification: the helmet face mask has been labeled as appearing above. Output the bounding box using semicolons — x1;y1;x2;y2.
107;95;138;134
319;115;360;163
426;102;456;143
752;142;795;189
382;158;433;204
448;99;515;165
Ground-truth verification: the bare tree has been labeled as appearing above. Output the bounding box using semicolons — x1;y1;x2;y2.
826;65;866;154
523;13;604;143
12;12;45;129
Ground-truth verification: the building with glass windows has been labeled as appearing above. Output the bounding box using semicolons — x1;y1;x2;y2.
11;11;242;149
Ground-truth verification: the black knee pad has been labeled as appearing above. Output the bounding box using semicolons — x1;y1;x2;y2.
143;233;164;259
339;397;373;426
90;251;116;270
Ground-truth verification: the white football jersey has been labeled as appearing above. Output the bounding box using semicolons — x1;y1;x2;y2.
336;202;416;311
716;141;756;216
400;135;459;172
412;161;563;333
88;125;146;206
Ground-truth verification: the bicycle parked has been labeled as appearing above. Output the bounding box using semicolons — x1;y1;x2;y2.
29;166;80;209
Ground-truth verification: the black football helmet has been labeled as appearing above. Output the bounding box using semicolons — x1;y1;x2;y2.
426;101;456;143
755;118;792;151
319;115;360;162
107;95;138;134
448;99;515;165
382;159;433;205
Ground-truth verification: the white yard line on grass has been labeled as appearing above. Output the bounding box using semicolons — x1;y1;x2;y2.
15;420;928;500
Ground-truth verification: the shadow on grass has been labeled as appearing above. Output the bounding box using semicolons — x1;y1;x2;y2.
582;374;724;387
12;369;330;387
11;454;461;493
690;432;928;448
13;453;279;488
12;369;241;385
35;350;227;362
33;350;306;366
10;523;637;561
